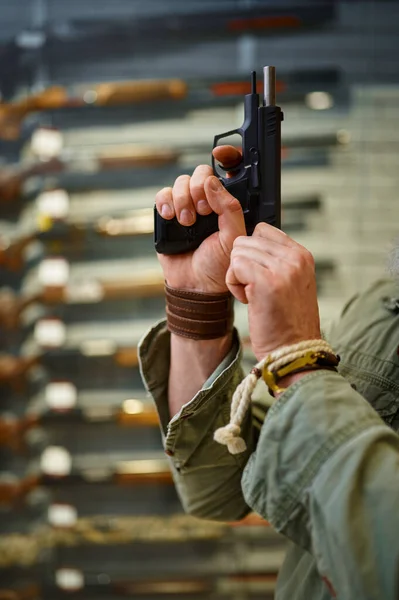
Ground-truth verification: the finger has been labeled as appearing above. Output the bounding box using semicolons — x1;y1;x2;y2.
231;245;282;272
212;145;242;172
155;187;175;220
172;175;196;226
226;255;271;304
225;266;248;304
190;164;214;215
204;176;246;256
233;233;298;263
253;222;299;248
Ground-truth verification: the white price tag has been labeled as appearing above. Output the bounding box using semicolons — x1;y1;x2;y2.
41;446;72;476
37;189;70;219
34;319;66;347
45;382;77;410
48;503;78;527
38;258;70;286
65;279;104;303
55;568;84;591
30;127;64;158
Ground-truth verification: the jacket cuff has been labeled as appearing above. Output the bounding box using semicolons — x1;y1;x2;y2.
138;319;243;459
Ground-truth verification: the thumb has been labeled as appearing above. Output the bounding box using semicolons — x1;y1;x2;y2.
204;175;246;256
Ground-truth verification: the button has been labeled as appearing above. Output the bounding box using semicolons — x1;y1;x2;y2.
165;449;174;457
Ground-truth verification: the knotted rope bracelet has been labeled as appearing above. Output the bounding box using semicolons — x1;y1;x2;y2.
214;339;340;454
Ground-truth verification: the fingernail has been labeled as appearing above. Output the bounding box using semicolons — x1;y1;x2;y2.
161;204;173;218
196;200;210;214
209;176;222;191
180;209;195;225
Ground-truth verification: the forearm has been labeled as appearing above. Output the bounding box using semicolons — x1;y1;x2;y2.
242;370;399;599
168;331;234;417
139;320;253;522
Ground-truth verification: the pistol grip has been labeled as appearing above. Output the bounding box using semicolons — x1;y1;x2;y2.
154;207;219;255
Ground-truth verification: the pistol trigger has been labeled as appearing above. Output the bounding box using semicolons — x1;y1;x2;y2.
217;159;243;174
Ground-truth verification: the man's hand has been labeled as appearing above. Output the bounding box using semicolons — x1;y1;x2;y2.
155;146;245;294
226;222;322;361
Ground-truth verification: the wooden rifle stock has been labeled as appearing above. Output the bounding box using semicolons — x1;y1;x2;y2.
0;63;342;141
0;190;322;271
0;458;173;507
0;585;40;600
0;79;187;140
0;149;180;203
0;272;165;330
0;404;159;452
0;342;140;384
0;414;39;453
0;131;342;202
0;474;40;506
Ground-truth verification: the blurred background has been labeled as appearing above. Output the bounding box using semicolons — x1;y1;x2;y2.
0;1;398;598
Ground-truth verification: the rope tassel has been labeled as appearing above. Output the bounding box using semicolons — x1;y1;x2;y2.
213;365;263;455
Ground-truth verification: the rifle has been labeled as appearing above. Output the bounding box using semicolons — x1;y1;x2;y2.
0;66;344;140
0;393;159;453
0;79;187;140
0;314;156;385
0;147;186;203
0;190;323;272
0;511;273;572
0;133;345;203
0;454;173;508
0;249;332;333
0;147;332;209
1;236;331;332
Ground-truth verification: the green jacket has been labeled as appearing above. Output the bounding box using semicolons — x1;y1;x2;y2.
139;278;399;600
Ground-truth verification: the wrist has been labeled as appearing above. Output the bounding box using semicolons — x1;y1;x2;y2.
170;330;234;388
165;284;234;341
165;277;228;296
273;369;315;398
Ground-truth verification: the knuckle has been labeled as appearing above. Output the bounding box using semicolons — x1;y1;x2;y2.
304;248;316;268
174;174;190;186
254;222;268;236
174;191;193;207
233;235;247;248
225;194;242;213
190;183;205;200
155;187;171;206
193;164;212;175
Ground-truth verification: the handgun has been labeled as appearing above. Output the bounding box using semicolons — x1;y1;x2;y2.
154;65;283;255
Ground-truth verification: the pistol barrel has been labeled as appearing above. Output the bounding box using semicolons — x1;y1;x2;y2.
263;66;276;107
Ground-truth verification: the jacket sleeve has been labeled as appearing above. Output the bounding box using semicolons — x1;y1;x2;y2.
138;320;254;521
242;369;399;600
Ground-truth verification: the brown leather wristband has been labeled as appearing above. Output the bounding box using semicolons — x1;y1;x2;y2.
165;284;234;340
